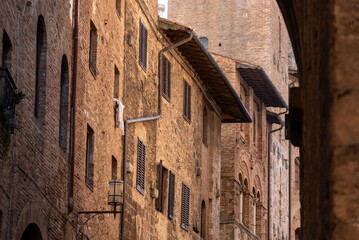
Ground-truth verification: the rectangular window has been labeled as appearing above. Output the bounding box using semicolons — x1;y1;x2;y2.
139;20;148;71
89;21;98;75
183;80;191;122
181;183;190;231
202;107;208;146
295;158;300;190
136;138;146;195
162;56;171;100
85;125;95;189
168;171;176;220
111;156;117;180
114;65;120;99
156;160;169;213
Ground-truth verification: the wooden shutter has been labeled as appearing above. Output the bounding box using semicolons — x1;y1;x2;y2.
181;183;190;231
136;138;145;195
168;171;176;219
162;57;171;99
183;81;191;122
156;160;163;211
139;20;147;71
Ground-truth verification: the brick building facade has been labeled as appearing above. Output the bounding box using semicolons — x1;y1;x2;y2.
168;0;300;239
0;0;251;240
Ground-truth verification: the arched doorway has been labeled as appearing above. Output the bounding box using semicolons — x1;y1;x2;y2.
20;223;43;240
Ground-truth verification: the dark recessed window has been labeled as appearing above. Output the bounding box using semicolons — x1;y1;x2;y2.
139;20;148;71
116;0;121;17
181;182;190;231
2;30;12;69
89;21;97;75
183;80;191;123
59;55;70;152
156;160;169;213
35;15;47;123
162;56;171;100
202;107;208;146
136;138;146;195
85;125;95;189
114;65;120;99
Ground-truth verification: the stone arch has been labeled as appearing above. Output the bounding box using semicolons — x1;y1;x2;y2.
239;161;250;187
254;175;262;199
15;202;48;240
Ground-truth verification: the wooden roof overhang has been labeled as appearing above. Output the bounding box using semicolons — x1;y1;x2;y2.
159;19;252;123
266;111;285;125
236;63;289;109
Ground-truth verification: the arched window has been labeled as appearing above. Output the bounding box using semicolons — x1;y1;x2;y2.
239;173;244;223
252;187;256;234
59;55;69;152
243;178;250;227
2;30;12;69
201;200;206;239
35;15;47;123
202;107;208;146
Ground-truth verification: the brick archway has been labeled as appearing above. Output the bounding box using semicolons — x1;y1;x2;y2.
15;202;48;240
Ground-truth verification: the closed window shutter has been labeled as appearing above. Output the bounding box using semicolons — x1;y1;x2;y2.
139;20;147;71
183;81;191;122
156;160;163;211
168;171;175;219
162;57;171;99
181;183;190;231
136;138;145;195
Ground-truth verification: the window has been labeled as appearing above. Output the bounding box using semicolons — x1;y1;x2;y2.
59;55;69;152
239;173;244;223
0;210;2;237
2;30;12;69
85;125;95;189
181;183;190;231
35;15;47;123
200;37;208;50
243;178;249;228
136;138;145;195
202;107;208;146
168;171;176;219
89;21;97;75
139;20;148;71
183;80;191;122
256;192;262;236
114;65;120;99
201;200;206;238
111;156;117;180
116;0;121;17
162;56;171;100
156;160;169;213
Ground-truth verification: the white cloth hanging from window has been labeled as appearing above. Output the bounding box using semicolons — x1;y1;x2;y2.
113;98;125;135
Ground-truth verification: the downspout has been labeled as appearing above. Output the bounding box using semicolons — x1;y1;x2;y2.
68;0;79;213
267;124;283;240
120;32;193;240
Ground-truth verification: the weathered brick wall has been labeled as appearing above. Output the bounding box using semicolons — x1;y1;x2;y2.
0;0;74;239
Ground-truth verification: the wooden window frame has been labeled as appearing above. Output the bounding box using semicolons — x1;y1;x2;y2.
136;138;146;195
85;125;95;190
168;171;176;220
162;56;171;101
181;182;190;231
89;21;98;76
139;19;148;72
183;80;191;123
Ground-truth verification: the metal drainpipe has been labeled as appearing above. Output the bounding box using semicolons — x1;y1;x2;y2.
68;0;79;213
120;32;193;240
267;124;283;240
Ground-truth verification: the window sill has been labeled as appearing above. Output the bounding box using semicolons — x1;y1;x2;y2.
162;93;171;103
183;115;191;124
89;66;98;79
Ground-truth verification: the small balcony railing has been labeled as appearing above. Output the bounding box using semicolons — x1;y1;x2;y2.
0;67;17;133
